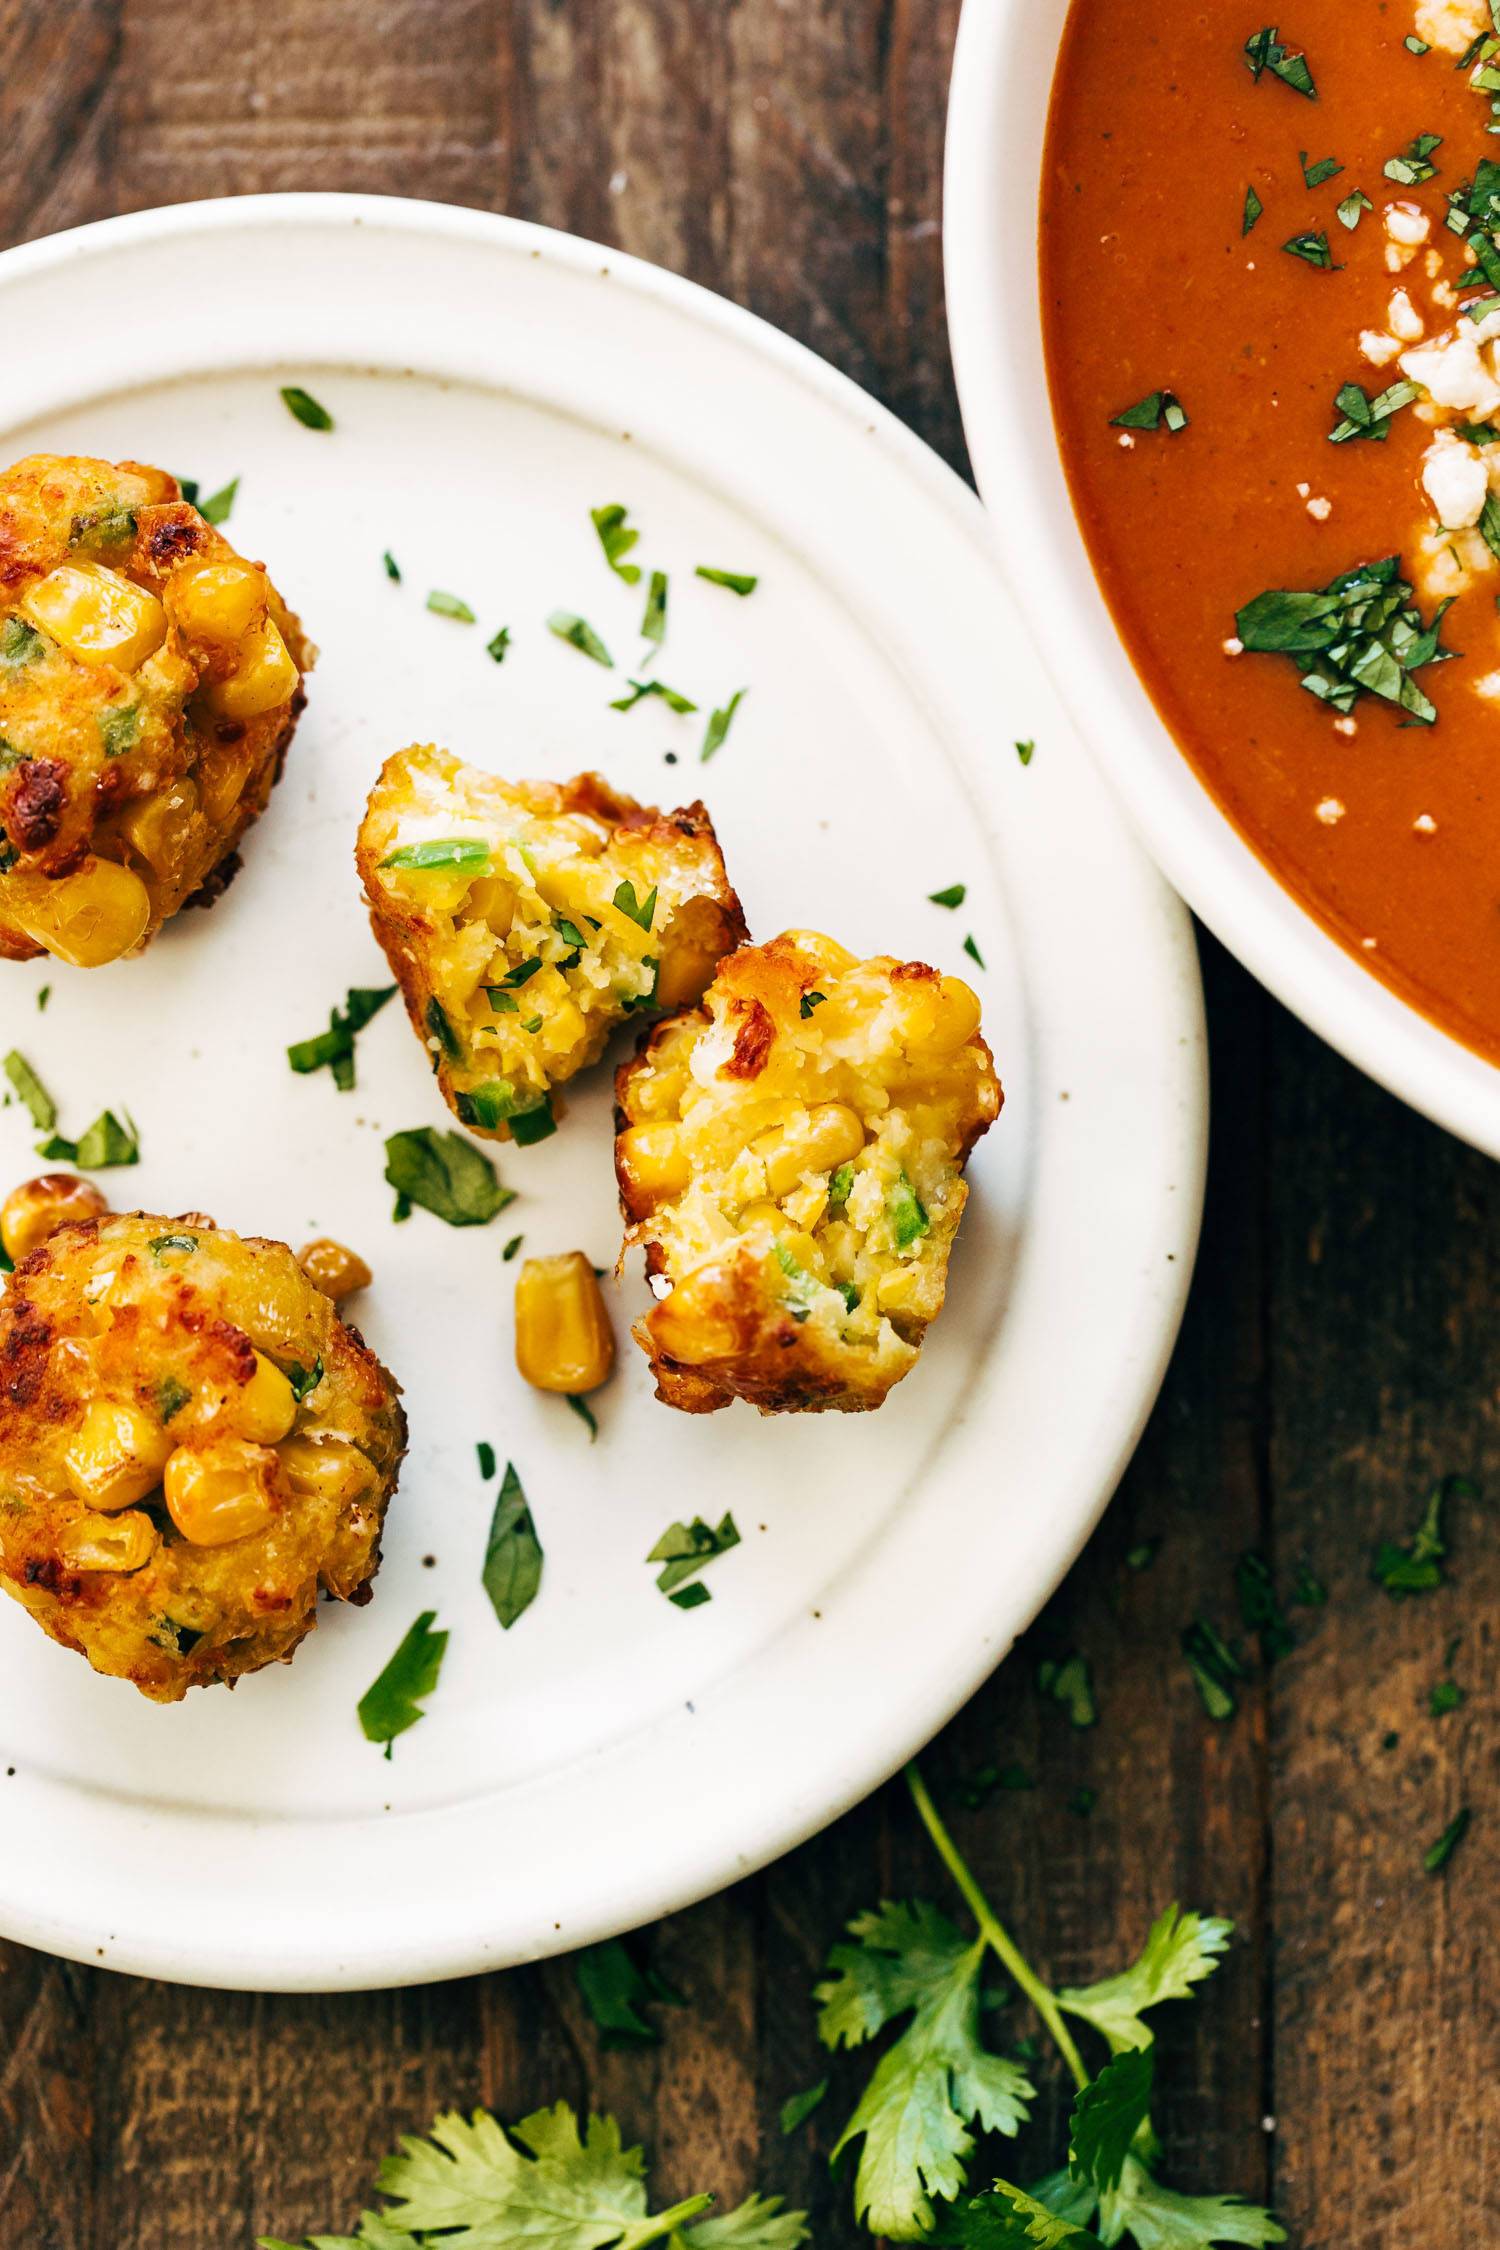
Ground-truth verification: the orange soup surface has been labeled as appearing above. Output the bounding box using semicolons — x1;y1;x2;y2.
1043;0;1500;1063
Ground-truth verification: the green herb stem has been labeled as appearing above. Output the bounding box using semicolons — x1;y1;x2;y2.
904;1760;1090;2092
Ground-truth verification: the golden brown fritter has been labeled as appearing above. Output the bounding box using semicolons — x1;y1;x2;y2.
0;1209;404;1699
615;930;1001;1414
0;454;312;966
358;744;746;1143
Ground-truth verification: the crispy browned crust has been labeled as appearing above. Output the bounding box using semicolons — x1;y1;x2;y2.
0;1211;405;1700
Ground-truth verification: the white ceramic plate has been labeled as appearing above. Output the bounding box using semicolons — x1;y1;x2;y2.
0;195;1205;1992
944;0;1500;1160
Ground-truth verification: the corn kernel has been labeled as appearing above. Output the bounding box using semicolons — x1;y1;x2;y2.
163;1439;280;1545
758;1103;865;1198
876;1264;928;1313
279;1435;376;1506
784;929;856;973
656;940;724;1011
197;742;255;825
618;1122;691;1203
11;857;152;966
58;1508;158;1574
296;1237;372;1303
514;1252;616;1393
21;562;167;669
649;1268;740;1364
64;1398;175;1512
204;616;298;719
902;975;982;1055
168;558;264;644
0;1172;108;1262
221;1352;298;1444
118;777;198;876
738;1201;783;1234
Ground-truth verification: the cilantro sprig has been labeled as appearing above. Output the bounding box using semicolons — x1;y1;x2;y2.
287;985;397;1091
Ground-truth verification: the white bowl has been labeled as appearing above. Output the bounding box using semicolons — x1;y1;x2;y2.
944;0;1500;1161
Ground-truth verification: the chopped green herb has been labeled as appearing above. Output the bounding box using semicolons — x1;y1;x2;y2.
1384;131;1442;186
1282;229;1336;268
574;1936;682;2047
1244;25;1317;98
1243;184;1264;234
1292;1562;1328;1606
500;956;543;987
382;550;401;582
963;933;986;968
887;1174;929;1249
285;1355;323;1404
97;703;140;756
565;1392;599;1440
426;589;476;624
69;504;136;552
1429;1677;1464;1716
1069;1787;1098;1818
198;478;238;527
357;1610;447;1757
780;2079;830;2135
521;1014;543;1035
287;984;397;1090
1406;33;1430;52
425;997;463;1060
0;618;43;668
379;838;490;873
509;1097;557;1146
482;1461;544;1628
1038;1651;1098;1728
1235;555;1456;725
1236;1552;1294;1662
701;686;747;761
155;1377;191;1424
149;1233;198;1260
476;1441;497;1479
1478;491;1500;565
640;568;668;646
613;878;657;931
610;676;697;713
547;609;614;667
590;503;642;585
696;565;759;595
4;1051;55;1131
35;986;49;1013
502;1233;523;1261
828;1161;854;1212
1328;378;1418;444
648;1511;741;1600
1336;188;1374;230
799;990;827;1021
280;385;334;431
1109;390;1188;432
929;883;967;908
1300;151;1342;187
669;1581;712;1610
1373;1475;1473;1596
1125;1537;1162;1571
383;1127;512;1227
553;916;588;950
1423;1807;1470;1873
1181;1619;1247;1721
1016;738;1035;765
485;625;510;663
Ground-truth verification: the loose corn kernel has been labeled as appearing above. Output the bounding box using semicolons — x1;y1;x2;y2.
221;1352;298;1445
197;742;255;825
64;1398;175;1512
656;940;724;1011
514;1251;616;1393
618;1122;692;1203
1;1171;108;1262
163;1439;280;1545
11;857;152;966
168;558;264;644
649;1268;740;1364
118;777;198;876
279;1435;375;1506
902;975;982;1055
204;615;298;719
784;928;856;973
58;1508;158;1574
297;1237;372;1303
756;1103;865;1198
21;562;167;669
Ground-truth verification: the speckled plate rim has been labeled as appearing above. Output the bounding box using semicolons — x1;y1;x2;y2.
0;193;1206;1991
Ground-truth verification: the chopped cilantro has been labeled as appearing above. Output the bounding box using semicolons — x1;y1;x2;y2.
1336;188;1374;230
611;676;697;713
1235;555;1456;724
1384;131;1442;186
3;1050;55;1131
800;990;826;1020
780;2079;829;2135
485;625;510;662
640;568;668;646
155;1377;191;1424
509;1097;556;1146
477;1440;496;1479
287;984;397;1090
1039;1651;1098;1728
1244;25;1317;98
383;1127;512;1226
97;703;140;756
1328;378;1418;444
963;933;986;967
929;883;967;907
574;1936;682;2047
1429;1677;1464;1716
701;686;747;761
648;1511;741;1601
565;1392;598;1439
1406;33;1429;52
149;1233;198;1260
1373;1475;1473;1596
1109;390;1188;432
1243;184;1264;234
695;565;758;594
482;1461;544;1628
613;878;657;931
425;996;463;1060
1282;229;1336;268
382;550;401;582
500;956;543;987
426;589;476;623
502;1233;523;1261
1423;1807;1470;1873
590;502;642;584
1300;151;1342;187
198;478;238;526
0;618;43;668
279;385;334;431
285;1355;323;1404
379;838;489;873
38;1110;138;1169
357;1610;446;1756
1181;1619;1247;1720
1016;738;1035;765
547;609;613;666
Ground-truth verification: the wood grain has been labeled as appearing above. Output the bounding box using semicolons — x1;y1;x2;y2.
0;4;1494;2245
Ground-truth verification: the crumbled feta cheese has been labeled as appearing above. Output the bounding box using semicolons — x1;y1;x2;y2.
1385;242;1416;273
1222;636;1244;656
1421;431;1490;527
1361;330;1403;367
1387;288;1424;341
1400;316;1500;418
1316;796;1347;823
1473;668;1500;698
1361;935;1378;950
1296;480;1310;497
1306;494;1332;520
1332;718;1358;737
1414;0;1488;50
1413;812;1438;833
1118;433;1135;450
1386;204;1431;248
1431;278;1460;311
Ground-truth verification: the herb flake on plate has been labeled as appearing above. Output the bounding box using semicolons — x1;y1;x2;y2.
648;1511;741;1604
279;384;334;431
547;609;614;667
357;1610;447;1756
482;1461;544;1629
696;564;758;594
287;984;397;1090
383;1127;513;1227
591;502;642;584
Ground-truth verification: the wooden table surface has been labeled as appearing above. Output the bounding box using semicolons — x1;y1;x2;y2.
1;5;1494;2245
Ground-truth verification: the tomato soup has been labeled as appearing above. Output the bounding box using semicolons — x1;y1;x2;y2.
1042;0;1500;1064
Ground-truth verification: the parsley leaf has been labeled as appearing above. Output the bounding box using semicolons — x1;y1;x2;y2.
487;624;511;662
1336;188;1373;230
1058;1906;1233;2052
817;1899;1034;2237
591;503;643;584
1373;1475;1473;1596
574;1936;682;2048
482;1461;543;1629
1300;151;1342;187
357;1610;447;1756
930;883;967;907
641;568;668;646
779;2080;829;2135
948;2179;1108;2247
3;1049;55;1131
37;1110;139;1169
696;565;758;594
1243;26;1316;98
548;610;615;667
1016;739;1036;765
199;478;238;526
702;687;747;761
648;1511;740;1601
383;549;402;582
427;590;476;623
1384;131;1442;186
1242;186;1263;235
280;385;334;431
1282;229;1335;268
287;985;397;1090
611;677;698;713
1068;2046;1155;2194
1235;555;1456;724
565;1392;599;1440
383;1128;513;1227
613;879;657;931
1097;2155;1285;2249
1109;391;1188;432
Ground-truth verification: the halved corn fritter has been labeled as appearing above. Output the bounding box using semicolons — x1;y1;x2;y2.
615;930;1001;1413
358;744;746;1142
0;1207;405;1700
0;454;311;966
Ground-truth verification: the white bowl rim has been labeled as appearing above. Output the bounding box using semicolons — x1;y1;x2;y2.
944;0;1500;1162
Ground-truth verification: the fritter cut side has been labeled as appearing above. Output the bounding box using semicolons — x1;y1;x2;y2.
358;744;746;1142
615;930;1001;1414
